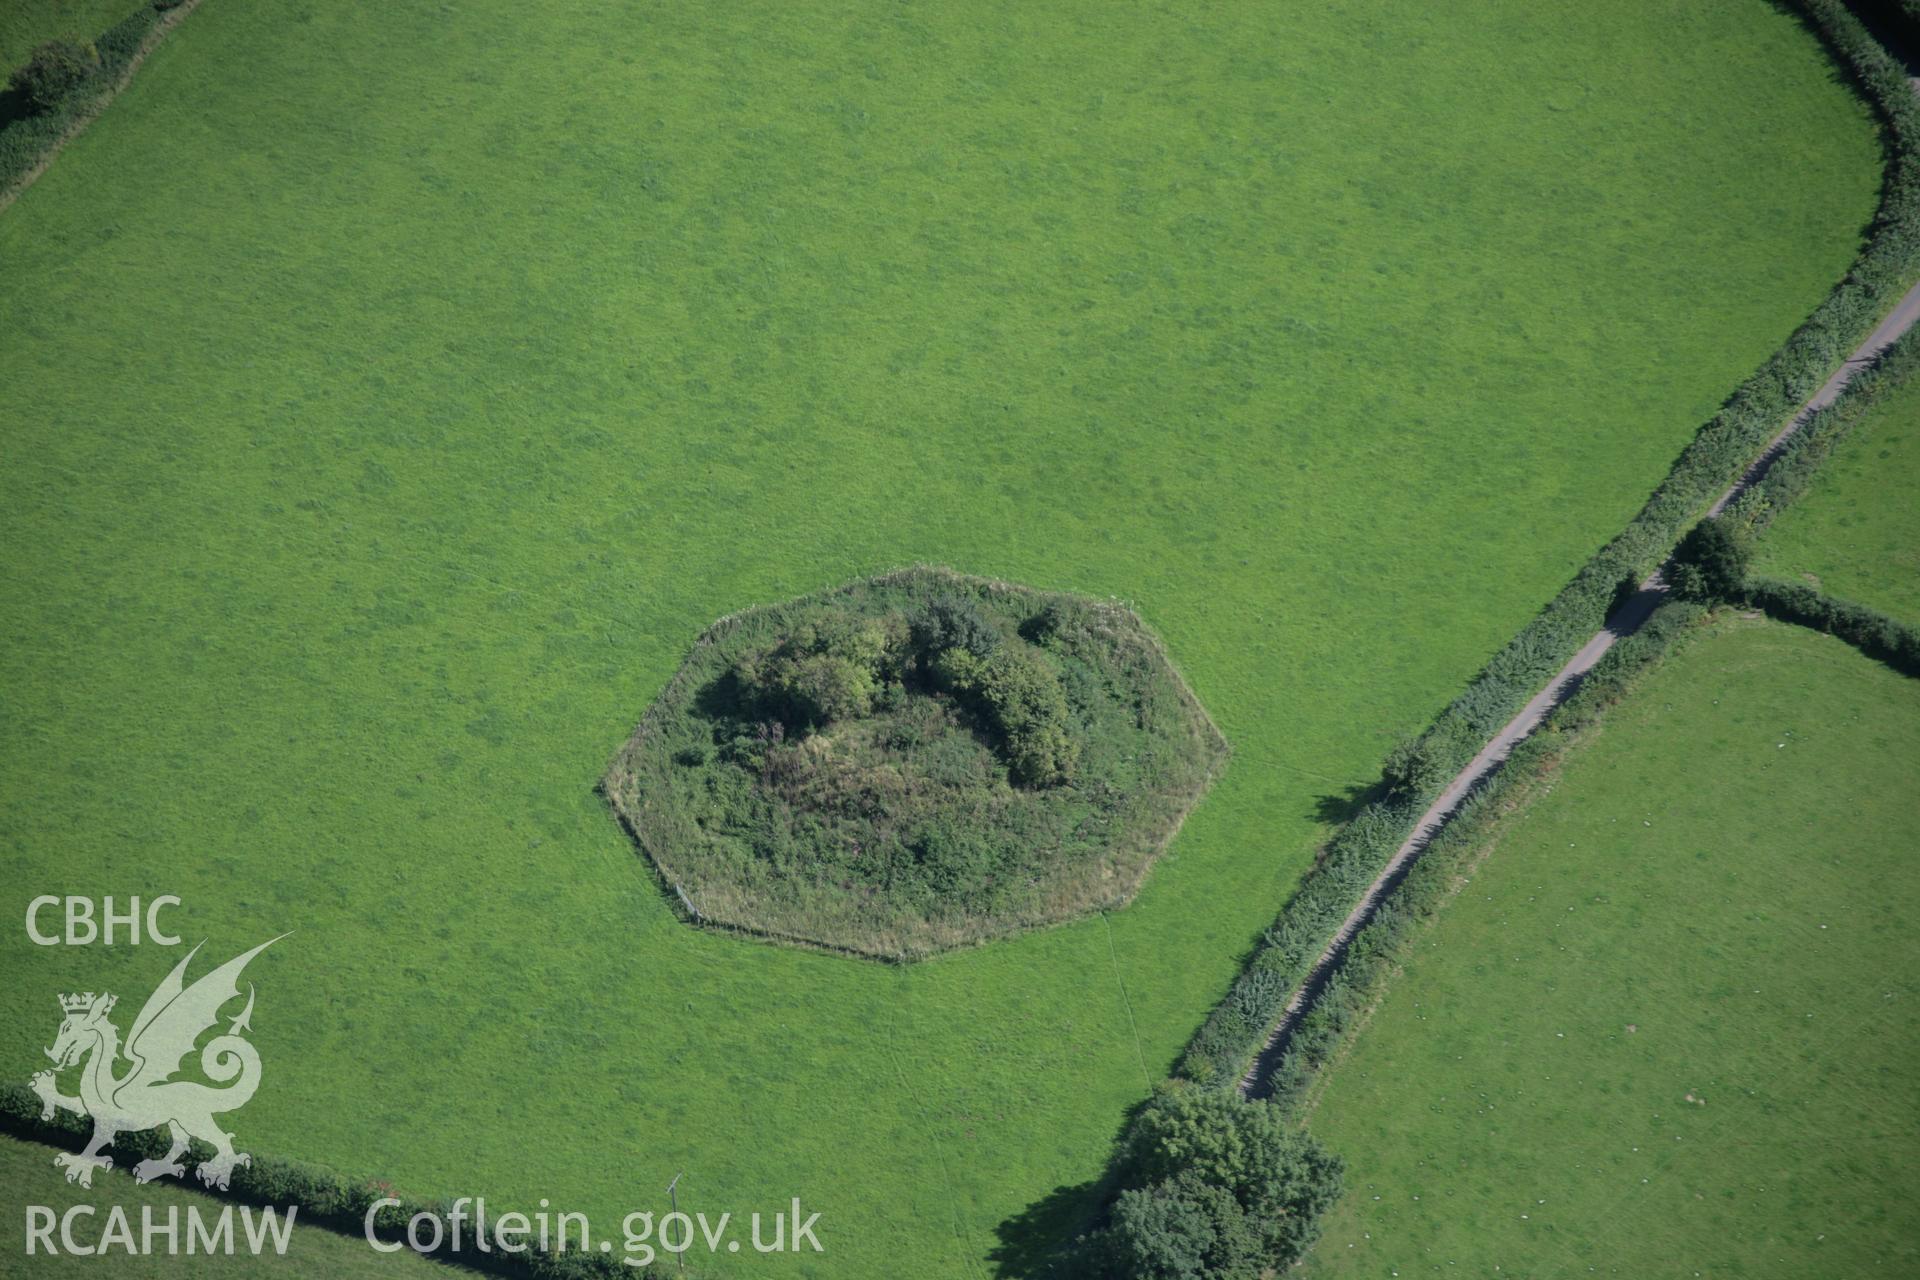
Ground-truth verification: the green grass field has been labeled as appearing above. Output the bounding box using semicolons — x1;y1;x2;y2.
1303;619;1920;1278
0;1135;445;1277
0;1;1884;1275
1753;358;1920;625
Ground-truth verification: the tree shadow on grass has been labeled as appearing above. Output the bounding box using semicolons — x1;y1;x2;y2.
988;1097;1154;1278
988;1177;1105;1278
1310;777;1382;827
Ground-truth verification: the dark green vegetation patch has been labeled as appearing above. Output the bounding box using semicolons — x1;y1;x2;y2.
605;568;1227;958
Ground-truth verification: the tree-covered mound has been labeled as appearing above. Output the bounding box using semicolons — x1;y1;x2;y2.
604;567;1227;958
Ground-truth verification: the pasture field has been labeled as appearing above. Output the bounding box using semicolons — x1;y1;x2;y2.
1303;619;1920;1278
0;1135;443;1277
1752;348;1920;625
0;1;1883;1275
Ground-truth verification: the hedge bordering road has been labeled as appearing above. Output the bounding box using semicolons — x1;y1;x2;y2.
1257;597;1710;1111
1246;294;1920;1112
1233;270;1920;1098
1176;0;1920;1094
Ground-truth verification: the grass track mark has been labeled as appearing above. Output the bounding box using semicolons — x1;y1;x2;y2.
1103;911;1154;1094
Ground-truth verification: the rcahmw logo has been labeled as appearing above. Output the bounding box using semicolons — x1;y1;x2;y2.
29;937;284;1191
27;1201;297;1259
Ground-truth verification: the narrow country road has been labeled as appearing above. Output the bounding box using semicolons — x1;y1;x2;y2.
1240;268;1920;1099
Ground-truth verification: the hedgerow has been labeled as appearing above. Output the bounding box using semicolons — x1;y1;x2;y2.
0;1;183;205
1175;0;1920;1090
8;40;99;113
1084;1087;1343;1278
1740;322;1920;531
1076;585;1689;1265
1240;186;1920;1117
1187;0;1920;1115
1743;577;1920;675
0;1083;643;1276
1257;599;1708;1111
1255;502;1920;1114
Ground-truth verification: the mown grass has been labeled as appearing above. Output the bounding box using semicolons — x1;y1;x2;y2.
0;1;1883;1275
0;1135;447;1277
1753;365;1920;625
1302;619;1920;1278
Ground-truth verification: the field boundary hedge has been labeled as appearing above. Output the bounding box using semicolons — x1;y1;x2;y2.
1173;0;1920;1090
1260;598;1710;1111
1256;577;1920;1114
1224;294;1920;1105
0;0;201;214
5;3;1914;1275
1729;317;1920;674
1743;577;1920;674
0;1082;645;1277
1738;321;1920;533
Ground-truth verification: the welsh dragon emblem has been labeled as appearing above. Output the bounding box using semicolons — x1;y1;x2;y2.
29;937;282;1190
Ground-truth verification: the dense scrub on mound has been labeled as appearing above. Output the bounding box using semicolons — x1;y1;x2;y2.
605;568;1227;958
